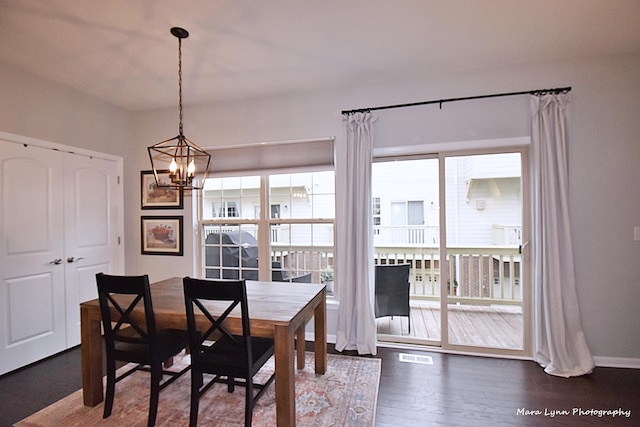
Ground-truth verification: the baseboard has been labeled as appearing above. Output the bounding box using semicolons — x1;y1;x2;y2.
593;356;640;369
303;332;337;344
306;332;640;370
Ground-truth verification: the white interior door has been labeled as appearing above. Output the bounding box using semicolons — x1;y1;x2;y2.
0;141;67;375
64;154;123;347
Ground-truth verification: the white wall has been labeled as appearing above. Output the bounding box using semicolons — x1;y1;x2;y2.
128;52;640;363
2;51;639;364
0;61;131;157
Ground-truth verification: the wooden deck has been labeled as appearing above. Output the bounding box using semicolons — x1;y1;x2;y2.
376;300;523;349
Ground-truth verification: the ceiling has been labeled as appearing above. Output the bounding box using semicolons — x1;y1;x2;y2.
2;0;639;111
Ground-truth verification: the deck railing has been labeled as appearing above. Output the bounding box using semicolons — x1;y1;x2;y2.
374;245;522;305
270;244;521;305
203;225;522;306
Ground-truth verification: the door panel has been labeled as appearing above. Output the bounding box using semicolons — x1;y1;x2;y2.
64;155;122;347
443;152;526;354
0;141;67;375
6;275;57;342
373;158;441;345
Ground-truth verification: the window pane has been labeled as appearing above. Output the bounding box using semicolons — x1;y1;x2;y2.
203;224;259;280
271;223;334;294
408;201;424;225
270;171;335;219
202;176;260;220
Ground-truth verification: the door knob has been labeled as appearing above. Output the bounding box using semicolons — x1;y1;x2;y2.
49;258;63;265
67;256;85;263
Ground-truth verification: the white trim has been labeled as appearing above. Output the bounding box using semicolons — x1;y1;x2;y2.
302;299;339;344
203;136;335;151
374;136;530;158
0;130;122;162
592;356;640;369
376;341;535;361
294;337;640;370
376;342;640;370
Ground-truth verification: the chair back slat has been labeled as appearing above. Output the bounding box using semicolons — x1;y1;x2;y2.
183;277;252;368
96;273;156;347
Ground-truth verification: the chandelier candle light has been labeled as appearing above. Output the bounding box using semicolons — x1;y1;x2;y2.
148;27;210;190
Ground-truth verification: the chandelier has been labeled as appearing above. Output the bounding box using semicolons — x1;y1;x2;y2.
148;27;210;190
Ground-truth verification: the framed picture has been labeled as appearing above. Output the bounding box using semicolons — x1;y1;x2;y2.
141;170;183;209
141;216;183;256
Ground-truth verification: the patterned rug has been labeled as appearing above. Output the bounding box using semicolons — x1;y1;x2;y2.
15;351;380;427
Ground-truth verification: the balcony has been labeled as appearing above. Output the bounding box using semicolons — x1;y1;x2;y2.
376;300;523;348
373;242;523;349
204;224;523;349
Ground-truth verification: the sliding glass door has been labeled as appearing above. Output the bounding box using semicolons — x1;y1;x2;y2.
372;157;441;345
373;148;530;356
442;151;528;354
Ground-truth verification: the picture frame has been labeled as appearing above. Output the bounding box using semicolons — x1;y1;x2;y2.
141;216;183;256
141;170;183;209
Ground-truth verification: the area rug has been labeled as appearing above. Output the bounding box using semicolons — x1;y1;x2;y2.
15;351;380;427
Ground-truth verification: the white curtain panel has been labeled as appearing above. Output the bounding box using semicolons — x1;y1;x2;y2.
335;112;377;355
531;93;594;377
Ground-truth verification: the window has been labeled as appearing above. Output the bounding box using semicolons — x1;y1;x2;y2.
200;170;336;294
212;201;240;218
373;197;381;234
408;200;424;225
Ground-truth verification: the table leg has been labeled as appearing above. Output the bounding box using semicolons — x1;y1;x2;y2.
81;305;103;406
314;295;327;374
296;327;306;370
274;324;295;426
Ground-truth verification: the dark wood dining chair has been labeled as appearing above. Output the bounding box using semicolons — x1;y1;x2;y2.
183;277;275;427
95;273;189;427
374;263;412;333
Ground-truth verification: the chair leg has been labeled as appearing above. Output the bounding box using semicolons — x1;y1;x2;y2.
244;378;254;427
103;358;116;418
189;371;201;427
148;363;162;427
163;356;174;368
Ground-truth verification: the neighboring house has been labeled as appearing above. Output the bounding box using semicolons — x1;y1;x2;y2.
373;152;523;247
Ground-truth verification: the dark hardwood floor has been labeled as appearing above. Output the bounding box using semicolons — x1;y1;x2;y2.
1;344;639;426
0;347;84;427
372;346;640;426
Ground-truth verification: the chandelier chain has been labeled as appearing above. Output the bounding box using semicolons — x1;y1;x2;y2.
178;37;183;134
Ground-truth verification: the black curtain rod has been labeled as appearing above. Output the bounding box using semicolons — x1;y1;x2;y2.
341;86;572;115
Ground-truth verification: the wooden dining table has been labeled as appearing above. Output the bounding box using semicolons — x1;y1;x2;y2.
80;277;327;427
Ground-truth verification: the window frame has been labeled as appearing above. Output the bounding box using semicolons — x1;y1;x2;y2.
198;167;336;295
